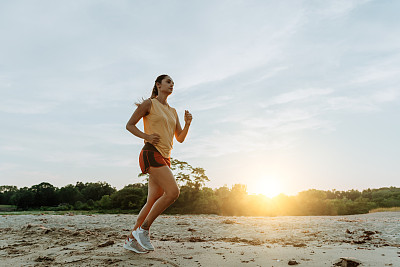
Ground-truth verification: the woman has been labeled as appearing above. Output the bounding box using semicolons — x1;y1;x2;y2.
124;74;192;253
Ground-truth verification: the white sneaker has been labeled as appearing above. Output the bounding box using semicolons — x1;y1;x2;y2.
133;227;154;251
123;235;148;253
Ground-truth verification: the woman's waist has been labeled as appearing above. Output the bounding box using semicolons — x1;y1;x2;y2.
142;142;172;157
142;142;160;152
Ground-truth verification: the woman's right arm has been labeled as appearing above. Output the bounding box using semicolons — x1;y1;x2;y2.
126;99;160;145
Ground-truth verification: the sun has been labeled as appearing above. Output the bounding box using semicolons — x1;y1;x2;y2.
254;177;282;198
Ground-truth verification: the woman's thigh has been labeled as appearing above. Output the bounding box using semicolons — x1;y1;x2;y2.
148;166;179;195
147;174;164;203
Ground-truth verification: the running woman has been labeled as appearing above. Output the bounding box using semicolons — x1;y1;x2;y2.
123;74;192;253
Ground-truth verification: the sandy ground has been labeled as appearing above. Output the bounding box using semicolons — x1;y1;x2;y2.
0;212;399;266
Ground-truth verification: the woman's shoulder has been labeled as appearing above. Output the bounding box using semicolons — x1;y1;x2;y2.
137;98;152;114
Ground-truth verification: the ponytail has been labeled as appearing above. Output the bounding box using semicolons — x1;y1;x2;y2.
150;84;158;98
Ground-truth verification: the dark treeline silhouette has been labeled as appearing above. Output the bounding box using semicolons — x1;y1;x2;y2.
1;159;399;216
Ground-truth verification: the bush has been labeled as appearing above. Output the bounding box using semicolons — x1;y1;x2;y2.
74;200;92;210
55;203;73;211
97;195;112;209
110;186;146;210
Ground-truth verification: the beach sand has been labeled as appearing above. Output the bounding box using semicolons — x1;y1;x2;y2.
0;212;399;266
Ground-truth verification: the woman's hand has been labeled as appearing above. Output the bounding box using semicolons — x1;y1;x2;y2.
184;110;192;125
146;133;161;145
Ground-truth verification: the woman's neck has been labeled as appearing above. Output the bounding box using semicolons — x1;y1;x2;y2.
155;95;168;105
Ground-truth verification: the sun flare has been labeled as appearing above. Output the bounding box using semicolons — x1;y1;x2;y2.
254;177;282;198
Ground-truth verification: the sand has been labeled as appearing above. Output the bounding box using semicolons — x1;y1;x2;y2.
0;212;399;266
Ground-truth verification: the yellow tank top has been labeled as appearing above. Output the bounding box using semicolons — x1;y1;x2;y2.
143;98;177;158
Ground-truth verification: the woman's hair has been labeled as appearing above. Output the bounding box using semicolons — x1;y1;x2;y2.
136;74;169;106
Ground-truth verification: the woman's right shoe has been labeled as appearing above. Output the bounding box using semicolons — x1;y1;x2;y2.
133;227;155;251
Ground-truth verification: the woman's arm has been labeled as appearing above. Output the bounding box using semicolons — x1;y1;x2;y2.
175;110;192;143
126;99;160;145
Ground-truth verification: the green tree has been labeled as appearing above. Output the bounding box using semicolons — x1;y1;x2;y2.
0;185;18;205
80;181;116;202
58;184;83;205
193;187;219;214
297;189;330;215
31;182;58;207
220;184;248;216
97;195;112;209
343;189;362;201
11;187;35;209
110;184;147;210
214;185;231;215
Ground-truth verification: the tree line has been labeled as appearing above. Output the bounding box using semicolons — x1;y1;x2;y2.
1;159;399;216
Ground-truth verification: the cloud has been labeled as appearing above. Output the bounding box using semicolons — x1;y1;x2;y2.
351;68;400;85
263;88;334;106
1;145;26;152
0;98;58;114
179;75;398;159
0;163;19;171
306;0;372;19
371;88;399;103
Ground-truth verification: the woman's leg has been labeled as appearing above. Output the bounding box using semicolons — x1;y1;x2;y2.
128;174;164;238
140;166;180;230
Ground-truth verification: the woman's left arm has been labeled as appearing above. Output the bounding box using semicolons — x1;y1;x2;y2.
175;110;192;143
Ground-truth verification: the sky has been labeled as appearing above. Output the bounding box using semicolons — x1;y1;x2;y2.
1;0;399;197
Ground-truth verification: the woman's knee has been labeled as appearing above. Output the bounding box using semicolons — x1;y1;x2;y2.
165;187;180;201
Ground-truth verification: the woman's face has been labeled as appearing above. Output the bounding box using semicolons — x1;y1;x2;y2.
158;76;174;95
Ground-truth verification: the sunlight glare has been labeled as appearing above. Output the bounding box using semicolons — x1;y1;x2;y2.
255;177;282;198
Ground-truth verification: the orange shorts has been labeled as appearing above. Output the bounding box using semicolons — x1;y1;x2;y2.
139;142;171;174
